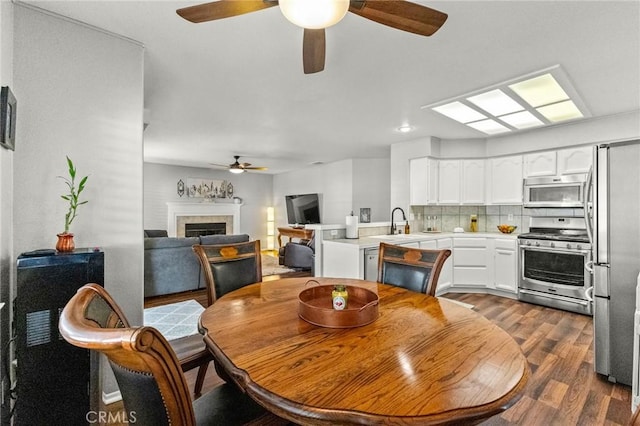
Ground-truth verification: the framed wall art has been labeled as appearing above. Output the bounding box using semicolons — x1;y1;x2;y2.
359;208;371;223
187;178;232;198
0;86;16;151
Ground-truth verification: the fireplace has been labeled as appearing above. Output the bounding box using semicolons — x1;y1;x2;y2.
167;202;242;237
184;222;226;237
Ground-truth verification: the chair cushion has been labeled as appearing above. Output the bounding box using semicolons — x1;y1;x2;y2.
192;383;268;425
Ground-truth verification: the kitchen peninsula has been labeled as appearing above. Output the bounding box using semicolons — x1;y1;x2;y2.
322;232;519;298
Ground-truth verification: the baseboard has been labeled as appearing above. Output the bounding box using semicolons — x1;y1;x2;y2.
102;390;122;405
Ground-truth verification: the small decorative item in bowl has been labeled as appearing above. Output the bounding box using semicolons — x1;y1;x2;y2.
497;224;517;234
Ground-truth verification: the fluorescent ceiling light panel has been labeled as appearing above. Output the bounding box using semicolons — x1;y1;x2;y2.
432;101;486;123
508;73;569;108
466;89;524;116
466;119;511;135
499;111;544;129
536;100;583;122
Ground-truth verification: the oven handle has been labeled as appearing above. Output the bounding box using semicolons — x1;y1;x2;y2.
520;246;592;256
585;260;594;273
584;286;594;302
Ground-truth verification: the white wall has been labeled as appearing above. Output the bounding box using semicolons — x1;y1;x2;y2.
144;162;273;244
352;158;390;222
13;4;144;397
273;158;389;228
390;137;436;213
0;0;14;420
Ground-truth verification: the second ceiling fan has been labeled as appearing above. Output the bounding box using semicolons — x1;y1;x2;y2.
177;0;448;74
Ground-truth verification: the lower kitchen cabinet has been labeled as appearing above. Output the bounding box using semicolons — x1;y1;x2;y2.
452;238;490;287
494;239;518;294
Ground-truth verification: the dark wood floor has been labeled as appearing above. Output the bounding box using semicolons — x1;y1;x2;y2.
132;285;632;425
445;292;632;426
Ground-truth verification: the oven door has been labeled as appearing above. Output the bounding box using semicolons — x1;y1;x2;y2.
519;245;592;300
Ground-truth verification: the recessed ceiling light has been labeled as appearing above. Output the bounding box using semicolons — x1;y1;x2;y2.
536;100;583;122
432;101;486;123
499;111;544;129
466;119;511;135
467;89;524;116
397;125;414;133
509;73;569;108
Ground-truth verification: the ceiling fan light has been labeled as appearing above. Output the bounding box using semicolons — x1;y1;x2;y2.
229;168;244;174
280;0;349;29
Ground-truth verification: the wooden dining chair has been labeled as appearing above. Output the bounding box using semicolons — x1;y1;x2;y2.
59;284;283;425
192;240;262;306
377;242;452;296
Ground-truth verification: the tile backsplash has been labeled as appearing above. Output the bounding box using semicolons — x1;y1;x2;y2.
410;205;585;234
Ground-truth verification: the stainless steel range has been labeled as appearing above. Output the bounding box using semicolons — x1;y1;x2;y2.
518;216;592;316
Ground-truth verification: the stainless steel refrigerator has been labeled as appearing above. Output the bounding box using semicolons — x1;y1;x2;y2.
587;140;640;385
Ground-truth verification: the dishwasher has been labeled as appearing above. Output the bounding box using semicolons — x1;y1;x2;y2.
364;248;379;281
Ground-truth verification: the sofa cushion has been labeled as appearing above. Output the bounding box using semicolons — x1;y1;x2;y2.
198;234;250;245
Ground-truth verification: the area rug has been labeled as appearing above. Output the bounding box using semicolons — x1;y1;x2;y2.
144;300;204;341
262;254;298;276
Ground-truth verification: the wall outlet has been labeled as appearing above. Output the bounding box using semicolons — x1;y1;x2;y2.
330;230;338;236
508;213;514;221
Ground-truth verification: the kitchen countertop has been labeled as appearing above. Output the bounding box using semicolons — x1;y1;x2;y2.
324;232;519;249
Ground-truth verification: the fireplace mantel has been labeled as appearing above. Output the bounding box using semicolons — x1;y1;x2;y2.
167;202;242;237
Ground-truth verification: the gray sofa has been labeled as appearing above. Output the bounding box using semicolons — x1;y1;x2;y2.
144;233;250;297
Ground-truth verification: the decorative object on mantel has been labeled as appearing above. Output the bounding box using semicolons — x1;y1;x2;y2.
187;177;234;199
177;179;185;197
233;197;242;204
0;86;17;151
56;156;88;252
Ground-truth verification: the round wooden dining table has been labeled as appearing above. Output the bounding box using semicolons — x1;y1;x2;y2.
199;277;529;425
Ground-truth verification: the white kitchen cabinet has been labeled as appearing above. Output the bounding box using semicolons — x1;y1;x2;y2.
437;159;484;204
524;151;556;177
409;157;438;205
487;155;523;204
452;238;489;287
557;146;593;175
493;238;518;294
461;159;485;204
438;160;461;204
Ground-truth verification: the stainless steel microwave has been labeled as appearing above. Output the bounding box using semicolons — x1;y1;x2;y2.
523;174;588;208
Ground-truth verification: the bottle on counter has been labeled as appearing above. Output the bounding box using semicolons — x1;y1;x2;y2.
404;221;410;234
332;285;348;310
470;215;478;232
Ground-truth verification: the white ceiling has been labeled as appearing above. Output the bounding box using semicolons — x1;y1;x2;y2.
24;0;640;174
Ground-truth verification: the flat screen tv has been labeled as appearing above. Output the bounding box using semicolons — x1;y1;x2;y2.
285;193;321;225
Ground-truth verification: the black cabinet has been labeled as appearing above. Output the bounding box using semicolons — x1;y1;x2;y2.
14;249;104;426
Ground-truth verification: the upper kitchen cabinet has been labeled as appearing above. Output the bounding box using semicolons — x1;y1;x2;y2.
524;151;556;177
438;160;461;204
557;146;593;175
438;159;485;205
524;146;593;177
487;155;523;204
409;157;438;205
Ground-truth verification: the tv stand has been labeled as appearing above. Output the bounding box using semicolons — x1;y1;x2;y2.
277;227;314;248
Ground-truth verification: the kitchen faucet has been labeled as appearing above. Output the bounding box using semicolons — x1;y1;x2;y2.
390;207;406;235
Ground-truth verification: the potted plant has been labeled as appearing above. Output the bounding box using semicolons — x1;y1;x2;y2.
56;156;88;252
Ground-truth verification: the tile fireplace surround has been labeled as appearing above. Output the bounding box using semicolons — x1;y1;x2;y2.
167;202;242;237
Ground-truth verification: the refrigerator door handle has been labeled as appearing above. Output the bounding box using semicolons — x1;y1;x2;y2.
585;286;594;302
584;165;594;244
585;260;594;273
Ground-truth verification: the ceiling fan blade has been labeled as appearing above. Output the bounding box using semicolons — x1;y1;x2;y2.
348;0;447;37
303;28;326;74
209;162;231;168
244;166;269;171
177;0;278;23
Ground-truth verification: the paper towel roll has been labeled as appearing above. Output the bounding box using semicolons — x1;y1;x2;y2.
346;215;359;239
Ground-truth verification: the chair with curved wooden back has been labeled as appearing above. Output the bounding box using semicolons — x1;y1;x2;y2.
59;284;280;425
377;242;452;296
192;240;262;306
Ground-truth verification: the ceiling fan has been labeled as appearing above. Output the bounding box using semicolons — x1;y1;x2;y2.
177;0;448;74
211;155;268;173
